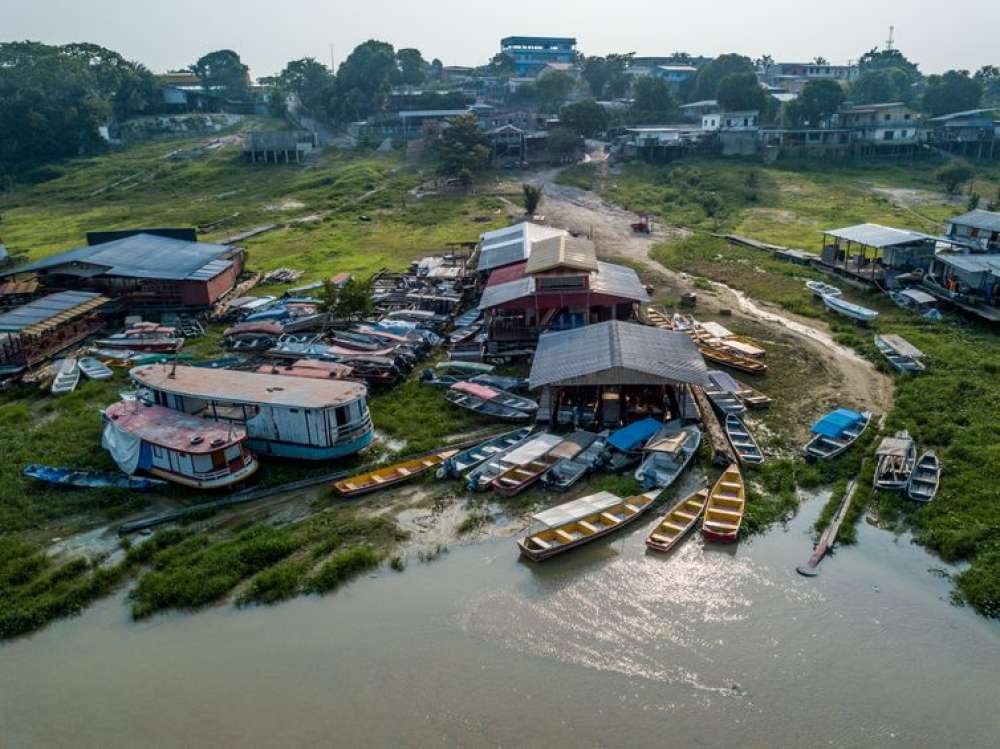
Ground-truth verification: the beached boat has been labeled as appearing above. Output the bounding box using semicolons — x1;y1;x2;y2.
822;294;879;323
725;414;764;465
698;345;768;374
22;464;166;491
437;427;533;478
102;401;258;489
436;360;495;376
644;307;673;330
517;489;661;561
801;408;872;461
710;370;770;409
50;358;80;395
704;378;746;416
701;464;745;543
671;313;696;332
77;356;114;381
646;489;709;553
541;432;608;491
874;334;926;374
333;448;459;497
806;280;843;299
732;379;772;409
258;359;354;380
907;450;940;503
635;423;702;489
95;333;184;353
604;418;663;473
492;434;590;496
467;433;562;492
873;430;917;491
445;381;537;422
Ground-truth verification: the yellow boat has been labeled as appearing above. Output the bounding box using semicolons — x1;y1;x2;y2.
517;490;660;561
700;464;745;543
333;449;459;497
646;489;709;553
697;345;768;375
645;307;674;331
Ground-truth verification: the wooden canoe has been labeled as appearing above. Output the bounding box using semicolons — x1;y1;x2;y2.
646;489;709;553
701;464;745;543
645;307;674;330
518;490;660;561
333;449;459;497
491;436;585;496
907;450;940;503
697;345;768;374
724;414;764;465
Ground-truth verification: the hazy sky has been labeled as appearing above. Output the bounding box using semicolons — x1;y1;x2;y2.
4;0;996;77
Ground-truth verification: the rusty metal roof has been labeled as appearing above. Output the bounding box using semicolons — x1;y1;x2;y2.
0;291;108;335
105;400;246;454
130;364;368;409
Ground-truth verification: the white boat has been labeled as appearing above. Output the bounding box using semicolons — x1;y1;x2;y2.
465;433;562;492
822;294;879;322
907;450;940;502
50;358;81;395
873;430;917;491
806;280;843;299
635;423;702;489
874;334;926;374
78;356;114;381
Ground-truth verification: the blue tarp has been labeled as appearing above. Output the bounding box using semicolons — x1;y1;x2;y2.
608;417;662;452
811;408;864;438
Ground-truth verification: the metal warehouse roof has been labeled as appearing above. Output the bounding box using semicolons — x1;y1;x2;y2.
477;222;568;272
0;291;108;335
6;233;236;282
935;253;1000;274
479;261;650;310
948;209;1000;233
130;364;368;409
823;223;931;248
529;320;709;389
524;235;598;274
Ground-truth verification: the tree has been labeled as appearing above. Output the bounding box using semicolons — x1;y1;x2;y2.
921;70;982;116
630;76;677;123
394;48;427;87
191;49;250;100
974;65;1000;106
849;68;913;105
813;56;829;66
522;184;543;214
276;58;336;118
488;52;516;78
716;72;766;112
688;53;756;102
546;127;580;158
858;47;920;79
787;79;845;125
430;58;444;79
437;114;491;176
559;100;609;138
534;71;575;112
61;42;159;119
319;276;374;322
581;54;632;99
332;40;397;121
935;160;975;195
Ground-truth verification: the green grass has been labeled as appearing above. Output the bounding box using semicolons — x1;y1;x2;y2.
307;546;381;593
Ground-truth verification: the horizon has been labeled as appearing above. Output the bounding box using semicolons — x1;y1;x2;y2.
3;0;996;78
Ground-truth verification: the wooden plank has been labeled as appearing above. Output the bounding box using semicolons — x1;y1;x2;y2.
692;386;735;466
796;479;857;576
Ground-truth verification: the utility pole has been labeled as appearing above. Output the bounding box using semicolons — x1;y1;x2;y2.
885;25;895;51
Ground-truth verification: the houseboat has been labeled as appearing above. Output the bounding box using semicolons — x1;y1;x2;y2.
102;400;258;489
129;364;374;460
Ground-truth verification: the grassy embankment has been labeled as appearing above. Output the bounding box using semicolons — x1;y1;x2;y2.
560;157;1000;617
0;124;510;636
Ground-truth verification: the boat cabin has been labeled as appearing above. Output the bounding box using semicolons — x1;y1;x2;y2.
0;291;109;370
129;364;374;460
820;224;936;284
102;400;258;489
528;320;709;428
923;253;1000;322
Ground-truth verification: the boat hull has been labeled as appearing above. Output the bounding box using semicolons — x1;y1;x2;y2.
148;459;258;490
646;489;708;553
247;429;374;461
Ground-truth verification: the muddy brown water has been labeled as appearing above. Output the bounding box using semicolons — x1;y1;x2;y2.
2;489;998;748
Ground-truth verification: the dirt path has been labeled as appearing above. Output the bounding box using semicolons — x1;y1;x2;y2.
519;157;894;424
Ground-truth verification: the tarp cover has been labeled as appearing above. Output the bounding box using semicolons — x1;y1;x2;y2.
452;381;498;400
876;435;914;457
531;491;622;527
608;417;662;452
811;408;864;438
503;433;563;466
101;420;143;475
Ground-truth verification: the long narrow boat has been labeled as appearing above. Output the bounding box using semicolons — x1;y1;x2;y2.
492;434;589;496
604;418;663;473
704;379;746;416
698;345;768;375
907;450;940;503
646;489;709;553
333;448;459;497
78;356;114;381
436;360;495;376
517;489;661;561
711;370;771;409
541;433;608;491
725;414;764;465
701;464;746;543
822;294;879;323
444;381;538;422
437;427;533;478
22;464;167;491
733;380;772;409
806;280;843;299
95;334;184;353
874;334;926;374
635;423;702;489
873;430;917;491
50;358;80;396
466;433;562;492
645;307;673;330
801;408;872;461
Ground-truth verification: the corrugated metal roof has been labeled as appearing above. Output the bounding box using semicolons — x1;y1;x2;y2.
477;222;568;272
105;401;246;453
7;233;236;282
478;277;535;309
949;209;1000;233
529;321;709;389
478;261;650;310
0;291;108;334
823;223;930;248
935;253;1000;274
131;364;368;409
524;235;598;274
186;258;234;280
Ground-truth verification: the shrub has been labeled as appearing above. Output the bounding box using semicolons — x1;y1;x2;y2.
308;546;380;593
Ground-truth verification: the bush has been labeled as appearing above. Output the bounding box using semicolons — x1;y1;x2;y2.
935;160;974;195
308;546;380;593
239;560;309;606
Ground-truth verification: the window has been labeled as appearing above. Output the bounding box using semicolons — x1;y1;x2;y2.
885;114;891;121
224;444;241;461
538;275;586;290
152;445;165;458
193;454;213;473
335;405;349;426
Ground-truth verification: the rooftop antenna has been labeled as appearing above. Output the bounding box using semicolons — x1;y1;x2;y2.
885;25;895;51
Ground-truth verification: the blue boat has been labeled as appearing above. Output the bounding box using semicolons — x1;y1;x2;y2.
22;464;167;491
801;408;872;461
437;426;534;478
605;418;663;472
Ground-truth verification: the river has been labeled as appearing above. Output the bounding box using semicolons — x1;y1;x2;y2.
2;492;998;748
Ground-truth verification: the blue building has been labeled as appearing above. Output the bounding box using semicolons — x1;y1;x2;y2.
500;36;577;76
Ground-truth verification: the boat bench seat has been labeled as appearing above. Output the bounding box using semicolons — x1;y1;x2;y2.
710;507;742;520
600;512;621;524
578;520;600;534
530;536;552;550
719;481;742;491
673;511;696;521
624;503;640;513
704;519;739;532
650;533;673;544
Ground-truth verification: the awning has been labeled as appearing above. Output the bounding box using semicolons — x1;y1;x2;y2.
608;417;662;452
811;408;864;438
531;491;622;527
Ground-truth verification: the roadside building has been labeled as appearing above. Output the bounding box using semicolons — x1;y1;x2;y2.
820;223;936;284
1;231;244;313
945;209;1000;252
837;103;922;144
528;320;708;427
759;127;852;158
486;125;549;165
500;36;577;77
759;61;858;93
0;291;109;371
924;109;998;158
